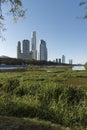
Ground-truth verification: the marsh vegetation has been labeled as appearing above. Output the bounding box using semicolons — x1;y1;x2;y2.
0;66;87;130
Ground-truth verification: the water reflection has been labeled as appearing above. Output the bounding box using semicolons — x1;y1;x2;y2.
0;65;25;70
72;66;86;70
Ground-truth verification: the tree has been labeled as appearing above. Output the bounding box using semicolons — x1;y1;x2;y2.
0;0;25;39
79;1;87;19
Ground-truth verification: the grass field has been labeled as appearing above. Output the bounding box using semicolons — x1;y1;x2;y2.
0;66;87;130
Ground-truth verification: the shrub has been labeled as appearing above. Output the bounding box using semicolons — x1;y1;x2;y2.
64;86;85;105
14;86;28;96
3;78;20;94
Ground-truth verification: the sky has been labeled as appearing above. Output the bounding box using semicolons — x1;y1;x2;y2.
0;0;87;64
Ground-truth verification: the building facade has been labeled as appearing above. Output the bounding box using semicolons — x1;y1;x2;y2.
17;40;32;60
62;55;65;63
69;59;73;64
17;31;48;61
39;40;47;61
17;41;21;59
31;31;37;60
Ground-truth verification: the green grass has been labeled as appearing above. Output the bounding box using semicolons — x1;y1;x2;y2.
0;66;87;129
0;116;69;130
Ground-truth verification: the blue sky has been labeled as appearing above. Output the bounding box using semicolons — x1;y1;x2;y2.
0;0;87;64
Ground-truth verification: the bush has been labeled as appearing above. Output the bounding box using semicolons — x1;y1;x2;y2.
64;86;85;105
14;86;28;96
3;78;20;94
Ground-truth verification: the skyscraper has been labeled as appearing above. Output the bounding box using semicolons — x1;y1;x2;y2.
31;31;36;50
62;55;65;63
17;40;32;60
31;31;37;60
39;40;47;61
17;41;21;58
22;40;30;54
69;59;73;64
17;31;48;61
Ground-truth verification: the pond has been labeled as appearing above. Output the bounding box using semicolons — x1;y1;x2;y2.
72;66;86;70
0;65;25;70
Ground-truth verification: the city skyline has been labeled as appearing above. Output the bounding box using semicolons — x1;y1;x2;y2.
39;39;47;61
17;31;71;64
17;31;48;61
0;0;87;64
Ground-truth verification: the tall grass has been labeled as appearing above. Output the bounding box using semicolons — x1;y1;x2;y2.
0;66;87;129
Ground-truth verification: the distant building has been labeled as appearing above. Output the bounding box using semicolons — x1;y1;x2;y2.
39;40;47;61
22;40;30;54
56;58;58;63
31;31;37;60
69;59;73;64
17;40;32;60
17;31;48;61
17;41;21;59
59;58;61;63
53;60;56;63
62;55;65;63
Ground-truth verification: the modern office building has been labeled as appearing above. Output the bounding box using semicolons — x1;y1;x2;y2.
62;55;65;63
69;59;73;64
17;40;32;60
31;31;37;60
59;58;61;63
39;40;47;61
31;31;36;50
17;31;48;61
22;40;30;54
56;58;58;63
17;41;21;59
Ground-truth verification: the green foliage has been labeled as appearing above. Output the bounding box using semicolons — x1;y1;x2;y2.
0;0;25;39
0;66;87;129
79;1;87;19
3;78;20;93
62;86;85;105
14;86;28;96
0;116;69;130
0;0;25;20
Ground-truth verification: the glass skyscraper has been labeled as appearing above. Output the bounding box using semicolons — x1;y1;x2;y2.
39;40;47;61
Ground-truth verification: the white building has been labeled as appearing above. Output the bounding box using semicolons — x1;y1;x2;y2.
31;31;37;60
62;55;65;63
39;40;47;61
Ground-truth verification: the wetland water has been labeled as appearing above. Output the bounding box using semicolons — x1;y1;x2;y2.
72;66;86;70
0;65;86;71
0;65;25;70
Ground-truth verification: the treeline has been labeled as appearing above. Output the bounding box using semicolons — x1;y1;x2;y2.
0;58;71;66
84;62;87;69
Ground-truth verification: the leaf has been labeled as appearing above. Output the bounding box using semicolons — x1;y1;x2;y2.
14;0;22;6
83;14;87;18
0;15;4;20
79;2;86;6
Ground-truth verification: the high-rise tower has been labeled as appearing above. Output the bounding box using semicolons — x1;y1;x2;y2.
31;31;36;50
31;31;37;60
17;41;21;58
22;40;30;54
17;39;32;60
22;39;31;59
39;40;47;61
62;55;65;63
